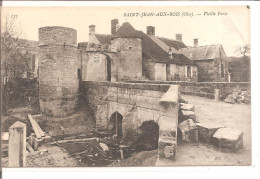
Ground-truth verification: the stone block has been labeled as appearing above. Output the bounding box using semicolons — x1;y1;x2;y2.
179;96;188;104
159;85;179;104
178;119;198;142
8;121;27;167
180;103;194;111
159;128;177;140
224;95;235;104
213;128;243;151
34;137;44;151
180;110;198;123
158;139;176;160
196;123;224;143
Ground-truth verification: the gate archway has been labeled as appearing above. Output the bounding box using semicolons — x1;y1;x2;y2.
138;120;159;150
108;111;123;138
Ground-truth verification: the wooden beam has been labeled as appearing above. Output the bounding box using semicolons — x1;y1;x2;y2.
26;142;34;153
28;114;45;138
50;137;98;144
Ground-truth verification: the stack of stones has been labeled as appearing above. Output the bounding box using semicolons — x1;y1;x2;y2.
178;95;243;152
178;96;198;143
224;88;251;104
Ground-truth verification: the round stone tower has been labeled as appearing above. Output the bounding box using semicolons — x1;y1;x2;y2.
38;26;78;117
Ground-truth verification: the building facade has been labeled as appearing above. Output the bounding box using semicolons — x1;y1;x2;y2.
179;41;229;82
77;20;198;83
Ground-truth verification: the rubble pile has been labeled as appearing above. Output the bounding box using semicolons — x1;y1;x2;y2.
224;89;251;104
49;132;134;167
26;114;54;154
178;94;243;152
178;95;198;143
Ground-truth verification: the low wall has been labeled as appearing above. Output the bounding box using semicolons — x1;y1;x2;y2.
126;81;251;99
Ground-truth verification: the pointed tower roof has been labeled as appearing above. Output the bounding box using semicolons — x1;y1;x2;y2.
114;22;142;38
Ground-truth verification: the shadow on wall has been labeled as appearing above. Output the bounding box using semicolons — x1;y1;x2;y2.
136;120;159;151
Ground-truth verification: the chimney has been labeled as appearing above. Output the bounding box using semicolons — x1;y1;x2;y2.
176;34;182;42
111;19;119;35
89;25;95;35
194;38;198;47
146;26;155;36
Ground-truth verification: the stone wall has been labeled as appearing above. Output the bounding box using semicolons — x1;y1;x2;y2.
83;81;179;160
126;81;251;99
111;37;143;81
38;26;79;117
39;26;77;46
196;59;228;82
142;58;198;82
85;53;108;81
142;59;155;80
155;63;167;81
83;81;178;141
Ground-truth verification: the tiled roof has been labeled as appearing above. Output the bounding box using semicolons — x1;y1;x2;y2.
179;44;222;61
136;31;195;65
157;37;187;50
95;34;114;44
172;53;196;66
136;31;179;64
91;22;195;66
148;35;179;53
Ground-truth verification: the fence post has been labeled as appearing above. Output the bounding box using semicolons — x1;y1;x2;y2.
8;121;27;167
214;89;220;101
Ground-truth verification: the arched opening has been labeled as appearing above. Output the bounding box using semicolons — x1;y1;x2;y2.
108;112;123;138
137;120;159;150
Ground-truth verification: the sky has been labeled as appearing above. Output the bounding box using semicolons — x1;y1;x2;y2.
1;6;250;57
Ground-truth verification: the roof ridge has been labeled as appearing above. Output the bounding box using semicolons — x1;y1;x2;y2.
157;36;178;42
95;33;113;36
194;44;221;48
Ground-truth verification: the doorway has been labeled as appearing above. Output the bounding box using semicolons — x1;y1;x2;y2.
109;112;123;138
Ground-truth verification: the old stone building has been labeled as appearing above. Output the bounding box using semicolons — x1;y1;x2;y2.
36;20;229;116
179;41;228;82
77;19;198;83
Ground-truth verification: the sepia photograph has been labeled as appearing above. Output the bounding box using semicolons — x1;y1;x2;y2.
0;5;254;170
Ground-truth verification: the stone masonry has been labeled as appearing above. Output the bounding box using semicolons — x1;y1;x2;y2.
83;81;179;160
38;26;79;117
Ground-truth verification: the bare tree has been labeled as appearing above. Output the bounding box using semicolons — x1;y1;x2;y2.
1;15;31;114
235;44;250;57
1;15;24;84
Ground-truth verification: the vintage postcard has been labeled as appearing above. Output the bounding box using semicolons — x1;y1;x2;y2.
0;5;253;170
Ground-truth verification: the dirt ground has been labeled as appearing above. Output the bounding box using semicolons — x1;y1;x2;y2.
173;94;251;166
110;95;251;167
2;145;81;167
2;95;251;167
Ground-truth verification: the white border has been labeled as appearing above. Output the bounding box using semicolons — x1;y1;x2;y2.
1;1;260;179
